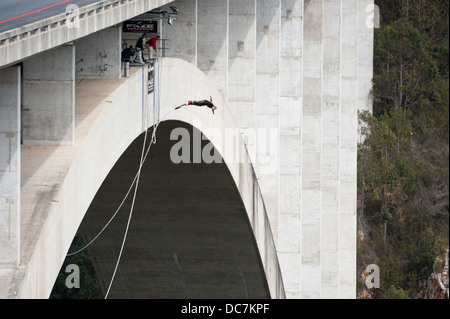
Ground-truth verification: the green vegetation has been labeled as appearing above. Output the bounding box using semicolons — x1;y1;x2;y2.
50;233;103;299
357;0;449;298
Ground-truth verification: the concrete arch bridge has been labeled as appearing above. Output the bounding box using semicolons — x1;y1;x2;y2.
0;0;374;299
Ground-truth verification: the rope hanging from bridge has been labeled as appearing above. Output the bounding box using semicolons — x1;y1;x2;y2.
104;58;164;298
65;58;177;298
103;42;178;295
65;62;177;260
66;65;159;259
105;106;149;298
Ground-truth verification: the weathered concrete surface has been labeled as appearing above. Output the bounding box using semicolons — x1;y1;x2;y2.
228;0;256;131
0;66;21;270
22;44;76;145
197;0;228;99
75;25;122;79
162;0;197;65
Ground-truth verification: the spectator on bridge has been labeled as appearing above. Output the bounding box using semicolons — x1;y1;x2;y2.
121;45;134;62
146;35;160;59
121;45;134;77
135;33;147;63
187;96;217;114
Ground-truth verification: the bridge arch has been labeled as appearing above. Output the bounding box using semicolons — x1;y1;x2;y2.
16;58;284;298
56;120;276;298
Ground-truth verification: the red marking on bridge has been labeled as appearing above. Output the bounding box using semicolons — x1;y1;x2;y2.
0;0;72;25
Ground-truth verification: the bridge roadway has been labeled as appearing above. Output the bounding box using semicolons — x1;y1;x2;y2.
0;0;106;33
0;0;174;68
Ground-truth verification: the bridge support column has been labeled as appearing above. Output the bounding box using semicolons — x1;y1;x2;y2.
255;0;281;240
228;0;256;130
197;0;228;99
338;0;359;298
301;0;323;299
75;26;122;79
321;0;342;299
358;0;374;115
358;0;374;143
0;65;21;267
278;0;303;299
161;0;197;64
22;44;75;145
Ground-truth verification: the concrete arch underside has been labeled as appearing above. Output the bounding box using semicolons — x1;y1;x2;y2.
73;120;271;299
11;57;284;299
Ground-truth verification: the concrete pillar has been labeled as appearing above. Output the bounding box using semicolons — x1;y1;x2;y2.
278;0;302;299
197;0;228;99
75;26;122;79
22;44;75;145
255;0;281;242
358;0;374;115
301;0;322;299
339;0;358;299
321;0;341;299
228;0;256;130
163;0;198;65
357;0;374;143
0;65;21;267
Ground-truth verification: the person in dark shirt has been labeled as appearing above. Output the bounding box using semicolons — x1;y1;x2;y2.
135;33;147;63
187;96;217;114
135;33;146;50
121;45;134;62
121;45;134;77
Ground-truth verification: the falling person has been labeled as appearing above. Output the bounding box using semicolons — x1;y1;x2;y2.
175;96;218;114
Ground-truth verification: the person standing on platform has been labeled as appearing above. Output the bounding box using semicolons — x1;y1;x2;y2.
135;33;147;63
121;45;134;76
146;35;160;60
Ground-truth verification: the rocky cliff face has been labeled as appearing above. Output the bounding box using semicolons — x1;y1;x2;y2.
417;248;449;299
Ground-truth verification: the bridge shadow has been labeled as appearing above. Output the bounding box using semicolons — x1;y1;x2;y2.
52;120;270;299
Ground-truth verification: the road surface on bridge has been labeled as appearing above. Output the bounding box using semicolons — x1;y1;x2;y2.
0;0;103;33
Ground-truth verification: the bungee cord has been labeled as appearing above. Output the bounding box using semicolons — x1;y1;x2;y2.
66;57;177;298
104;59;162;298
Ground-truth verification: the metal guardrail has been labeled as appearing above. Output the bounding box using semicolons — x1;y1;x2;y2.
0;0;127;42
0;0;172;68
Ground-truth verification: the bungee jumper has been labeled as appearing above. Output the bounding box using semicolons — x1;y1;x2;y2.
175;96;217;114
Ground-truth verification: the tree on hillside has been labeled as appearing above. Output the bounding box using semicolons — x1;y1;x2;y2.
358;0;449;299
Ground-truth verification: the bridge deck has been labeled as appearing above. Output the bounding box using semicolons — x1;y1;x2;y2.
0;0;101;33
